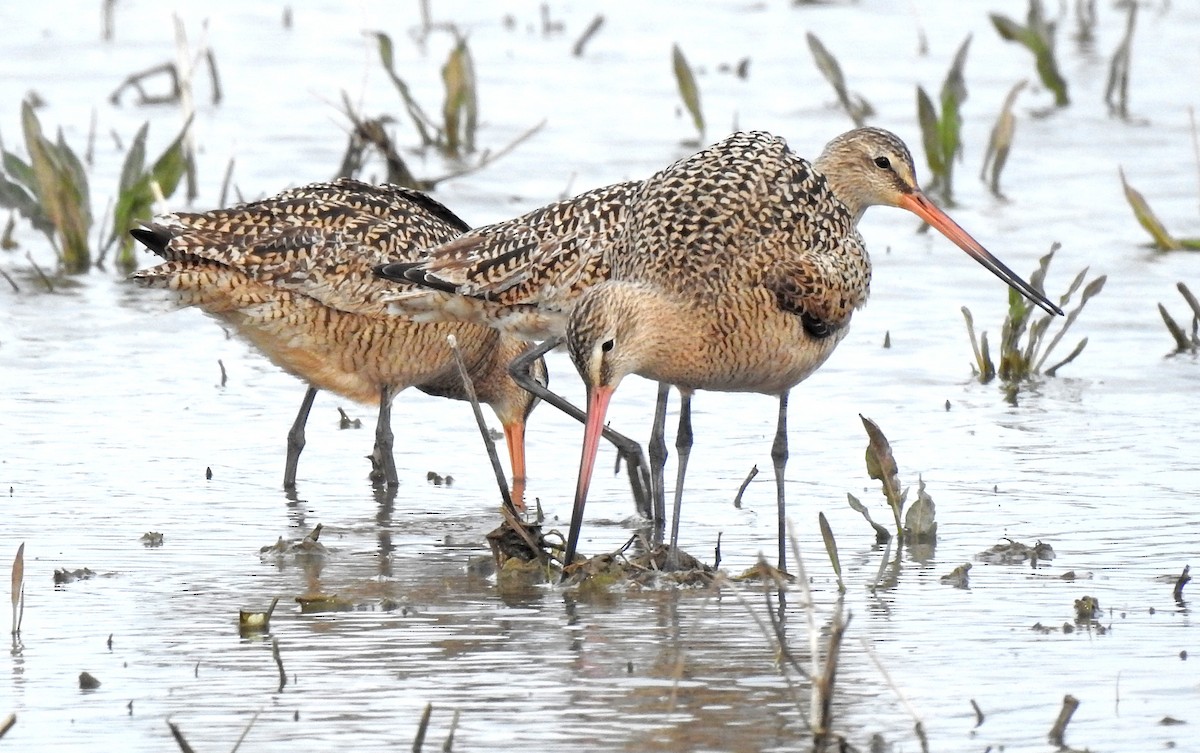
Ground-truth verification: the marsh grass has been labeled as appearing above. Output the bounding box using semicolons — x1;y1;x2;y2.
1118;167;1200;251
916;36;970;205
106;118;192;272
671;43;705;143
0;101;192;275
10;542;23;637
962;243;1106;393
806;33;874;127
0;101;92;273
372;29;477;158
1158;283;1199;355
980;80;1027;199
1105;4;1138;120
990;0;1070;107
341;31;542;189
845;415;937;547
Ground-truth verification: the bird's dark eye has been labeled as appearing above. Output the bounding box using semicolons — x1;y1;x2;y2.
600;339;615;353
873;156;892;170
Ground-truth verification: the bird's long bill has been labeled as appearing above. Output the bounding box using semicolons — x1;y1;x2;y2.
899;192;1064;316
565;384;615;569
503;422;527;513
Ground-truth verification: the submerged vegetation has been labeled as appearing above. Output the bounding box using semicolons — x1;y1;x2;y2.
962;243;1106;391
1104;3;1138;120
337;30;542;189
0;101;191;275
1119;167;1200;251
671;43;705;143
1159;282;1200;354
806;32;874;127
916;36;971;205
847;416;937;546
979;80;1027;199
0;102;92;273
990;0;1070;107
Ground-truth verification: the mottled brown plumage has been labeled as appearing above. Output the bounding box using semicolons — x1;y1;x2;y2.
379;181;637;340
131;178;544;504
564;128;1058;568
381;128;1060;567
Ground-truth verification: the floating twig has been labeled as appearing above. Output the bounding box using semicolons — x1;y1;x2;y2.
166;720;197;753
413;702;433;752
271;637;286;692
732;464;757;508
1048;694;1080;747
572;15;604;57
1174;565;1191;603
970;698;985;727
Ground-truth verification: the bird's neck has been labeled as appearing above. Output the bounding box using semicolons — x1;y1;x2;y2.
813;152;869;225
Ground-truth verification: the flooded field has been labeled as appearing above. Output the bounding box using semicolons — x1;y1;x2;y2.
2;1;1197;751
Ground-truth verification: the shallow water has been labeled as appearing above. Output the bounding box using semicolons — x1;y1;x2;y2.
2;2;1198;751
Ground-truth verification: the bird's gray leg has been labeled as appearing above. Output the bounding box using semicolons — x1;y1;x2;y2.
508;337;653;518
284;386;319;490
369;384;399;487
647;382;671;538
771;391;790;572
447;335;516;513
666;390;693;570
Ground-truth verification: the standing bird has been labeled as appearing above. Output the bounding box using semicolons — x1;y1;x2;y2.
564;128;1059;569
131;178;545;508
377;181;661;516
381;129;1061;570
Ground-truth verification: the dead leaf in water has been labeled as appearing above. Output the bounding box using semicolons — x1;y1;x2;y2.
1073;595;1100;622
295;593;354;613
846;492;891;543
976;538;1054;565
53;567;96;585
903;477;937;543
1119;167;1183;251
940;563;971;588
11;542;24;635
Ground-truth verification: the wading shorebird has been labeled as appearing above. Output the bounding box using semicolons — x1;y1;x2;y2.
381;129;1062;570
376;181;662;518
131;178;545;508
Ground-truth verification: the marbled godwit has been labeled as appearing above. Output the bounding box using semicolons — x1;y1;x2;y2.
381;128;1061;570
565;128;1059;569
376;182;660;516
131;178;545;508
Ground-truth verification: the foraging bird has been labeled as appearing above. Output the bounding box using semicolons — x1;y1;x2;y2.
131;178;546;507
383;129;1062;569
376;181;660;515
